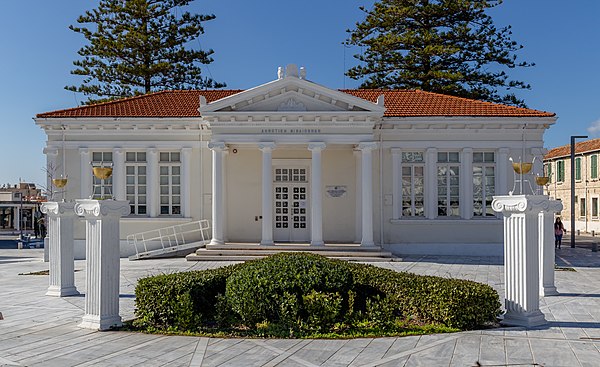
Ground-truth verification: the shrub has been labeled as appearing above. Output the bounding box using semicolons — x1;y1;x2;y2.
347;263;501;329
224;252;353;330
134;263;242;331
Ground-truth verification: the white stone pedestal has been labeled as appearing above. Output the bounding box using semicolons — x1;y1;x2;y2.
40;202;79;297
539;200;562;296
492;195;550;327
75;199;129;331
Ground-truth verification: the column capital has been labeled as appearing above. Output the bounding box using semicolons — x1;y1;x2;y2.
358;142;378;151
41;201;76;216
147;147;158;155
492;195;563;215
258;142;277;152
112;147;124;155
44;147;59;156
208;142;228;152
426;147;437;154
74;199;130;218
461;147;473;153
79;147;90;155
308;142;326;152
498;147;510;154
181;147;193;154
390;148;402;155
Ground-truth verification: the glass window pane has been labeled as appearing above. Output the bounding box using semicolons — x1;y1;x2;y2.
160;166;168;175
92;152;103;161
437;152;447;163
126;166;135;174
138;196;146;204
138;166;146;174
473;153;483;163
160;176;169;185
449;152;459;162
172;166;180;175
138;206;146;214
160;186;169;194
414;166;424;176
402;167;411;176
126;186;135;194
160;152;169;162
138;176;146;184
126;152;135;161
171;153;180;162
138;186;146;194
484;152;495;162
138;152;146;162
172;176;180;185
126;176;135;184
160;196;169;204
161;206;169;214
172;186;180;194
172;196;180;204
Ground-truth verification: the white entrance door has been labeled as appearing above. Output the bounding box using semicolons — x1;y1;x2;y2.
273;166;310;242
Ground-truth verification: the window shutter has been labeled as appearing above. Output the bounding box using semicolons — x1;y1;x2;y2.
576;158;581;180
592;155;598;179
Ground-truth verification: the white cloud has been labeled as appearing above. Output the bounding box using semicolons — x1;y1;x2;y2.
587;118;600;136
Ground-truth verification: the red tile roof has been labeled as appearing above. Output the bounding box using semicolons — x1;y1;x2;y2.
545;138;600;160
36;89;555;118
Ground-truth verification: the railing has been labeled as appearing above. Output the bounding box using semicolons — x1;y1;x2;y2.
127;220;210;258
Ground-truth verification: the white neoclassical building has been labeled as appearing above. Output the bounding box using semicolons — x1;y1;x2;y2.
35;64;556;258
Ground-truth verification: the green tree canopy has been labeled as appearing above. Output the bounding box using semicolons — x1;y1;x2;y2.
66;0;224;103
346;0;533;107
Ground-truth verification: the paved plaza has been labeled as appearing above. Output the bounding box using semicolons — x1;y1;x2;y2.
1;245;600;366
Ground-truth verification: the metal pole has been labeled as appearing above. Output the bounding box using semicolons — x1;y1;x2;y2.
571;135;588;248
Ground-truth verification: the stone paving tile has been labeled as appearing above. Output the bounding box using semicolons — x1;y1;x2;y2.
530;338;581;366
504;337;534;365
289;339;347;366
477;335;506;366
448;335;481;367
348;338;396;366
321;338;371;367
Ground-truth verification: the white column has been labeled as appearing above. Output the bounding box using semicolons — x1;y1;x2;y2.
460;148;473;219
492;195;549;327
359;142;377;247
75;199;130;331
181;147;192;218
14;206;20;231
146;148;159;217
112;148;125;201
539;199;563;296
497;148;509;196
391;148;401;219
354;149;362;243
209;142;227;245
259;143;276;245
309;143;326;246
41;202;79;297
79;148;91;199
425;147;438;219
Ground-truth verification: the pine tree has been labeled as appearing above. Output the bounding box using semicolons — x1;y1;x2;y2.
346;0;533;107
66;0;224;103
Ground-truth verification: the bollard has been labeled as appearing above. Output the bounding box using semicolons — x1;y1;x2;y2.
593;243;598;252
577;229;581;236
593;230;596;237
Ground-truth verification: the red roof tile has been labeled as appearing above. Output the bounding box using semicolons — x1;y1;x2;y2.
545;138;600;160
36;89;555;118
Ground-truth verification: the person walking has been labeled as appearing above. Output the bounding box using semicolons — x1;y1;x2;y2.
554;217;566;249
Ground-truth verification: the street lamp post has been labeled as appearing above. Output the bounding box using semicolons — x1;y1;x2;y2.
571;135;588;248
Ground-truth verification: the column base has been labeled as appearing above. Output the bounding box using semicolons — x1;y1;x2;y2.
79;314;122;331
210;239;225;246
260;240;274;246
46;286;79;297
361;240;375;247
541;286;558;296
502;310;547;327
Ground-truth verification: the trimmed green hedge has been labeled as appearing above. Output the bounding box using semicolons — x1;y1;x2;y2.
134;263;242;331
347;263;502;329
225;252;353;331
134;253;501;335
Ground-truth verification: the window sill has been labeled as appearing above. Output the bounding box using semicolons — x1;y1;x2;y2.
390;218;501;225
122;216;192;222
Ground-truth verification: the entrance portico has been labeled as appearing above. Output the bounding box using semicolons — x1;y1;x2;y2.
200;64;386;247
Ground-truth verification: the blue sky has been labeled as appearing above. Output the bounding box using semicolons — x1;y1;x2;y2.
0;0;598;186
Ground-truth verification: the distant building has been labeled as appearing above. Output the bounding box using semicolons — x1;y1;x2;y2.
544;138;600;233
0;183;46;232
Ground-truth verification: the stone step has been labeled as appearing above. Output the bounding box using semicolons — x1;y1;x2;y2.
185;253;399;262
204;243;385;252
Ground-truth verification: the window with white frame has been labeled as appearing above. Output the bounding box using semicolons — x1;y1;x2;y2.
401;152;424;217
159;152;181;215
580;197;586;218
437;152;460;217
592;197;598;218
126;152;147;215
91;152;112;199
473;152;496;217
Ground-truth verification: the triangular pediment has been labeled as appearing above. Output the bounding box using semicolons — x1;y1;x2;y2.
200;74;385;116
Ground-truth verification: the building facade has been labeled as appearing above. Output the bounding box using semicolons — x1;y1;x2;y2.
35;65;556;258
544;138;600;233
0;183;45;233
